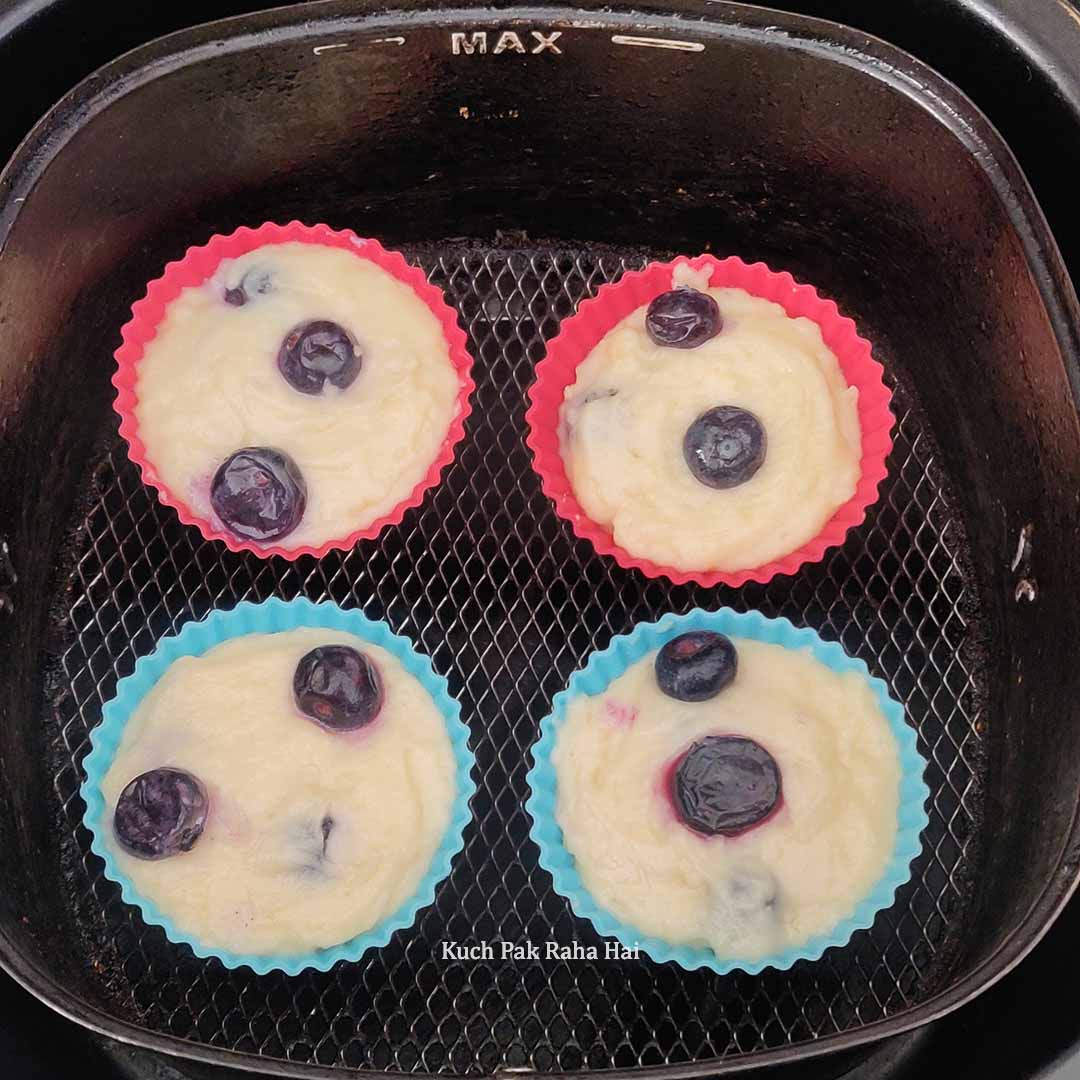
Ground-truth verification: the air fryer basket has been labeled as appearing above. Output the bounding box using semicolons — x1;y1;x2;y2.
1;1;1080;1077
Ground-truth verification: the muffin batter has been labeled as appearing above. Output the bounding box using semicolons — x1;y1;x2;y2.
99;627;456;956
552;638;901;960
135;242;462;548
560;266;862;572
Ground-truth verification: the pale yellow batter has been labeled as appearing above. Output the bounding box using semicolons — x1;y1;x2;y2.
135;242;462;548
553;639;900;960
560;267;862;572
100;628;456;955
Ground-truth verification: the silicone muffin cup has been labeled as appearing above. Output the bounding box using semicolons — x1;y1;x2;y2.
80;598;475;976
113;221;474;560
525;608;928;975
524;255;894;587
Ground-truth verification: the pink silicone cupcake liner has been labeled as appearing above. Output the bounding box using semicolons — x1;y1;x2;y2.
524;254;894;587
112;221;474;560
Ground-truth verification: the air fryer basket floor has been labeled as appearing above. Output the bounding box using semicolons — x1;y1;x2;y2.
43;244;986;1073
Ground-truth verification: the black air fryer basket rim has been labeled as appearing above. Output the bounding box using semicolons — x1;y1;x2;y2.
2;1;1080;1077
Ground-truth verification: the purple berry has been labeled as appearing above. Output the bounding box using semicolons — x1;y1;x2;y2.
294;645;383;731
210;446;306;542
223;266;273;306
278;320;360;395
683;406;766;489
656;631;737;702
671;736;781;837
708;865;780;936
645;288;722;349
293;813;336;874
722;868;778;913
113;767;209;860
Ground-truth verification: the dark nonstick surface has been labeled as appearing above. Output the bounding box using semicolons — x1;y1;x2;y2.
2;2;1080;1078
44;246;982;1073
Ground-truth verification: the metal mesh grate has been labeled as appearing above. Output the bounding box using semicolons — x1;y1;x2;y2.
46;247;986;1074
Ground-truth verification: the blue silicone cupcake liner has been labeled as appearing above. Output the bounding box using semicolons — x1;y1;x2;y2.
525;608;929;975
81;598;475;976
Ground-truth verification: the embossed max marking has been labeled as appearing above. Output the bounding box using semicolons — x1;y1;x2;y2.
450;30;563;55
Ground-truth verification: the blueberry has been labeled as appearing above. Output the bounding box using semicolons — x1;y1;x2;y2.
294;645;383;731
671;735;781;837
113;767;209;860
291;813;336;874
723;867;779;913
707;864;781;951
278;320;360;395
656;631;737;702
683;406;766;489
210;447;306;542
645;288;722;349
564;387;619;441
224;266;273;307
710;865;779;925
